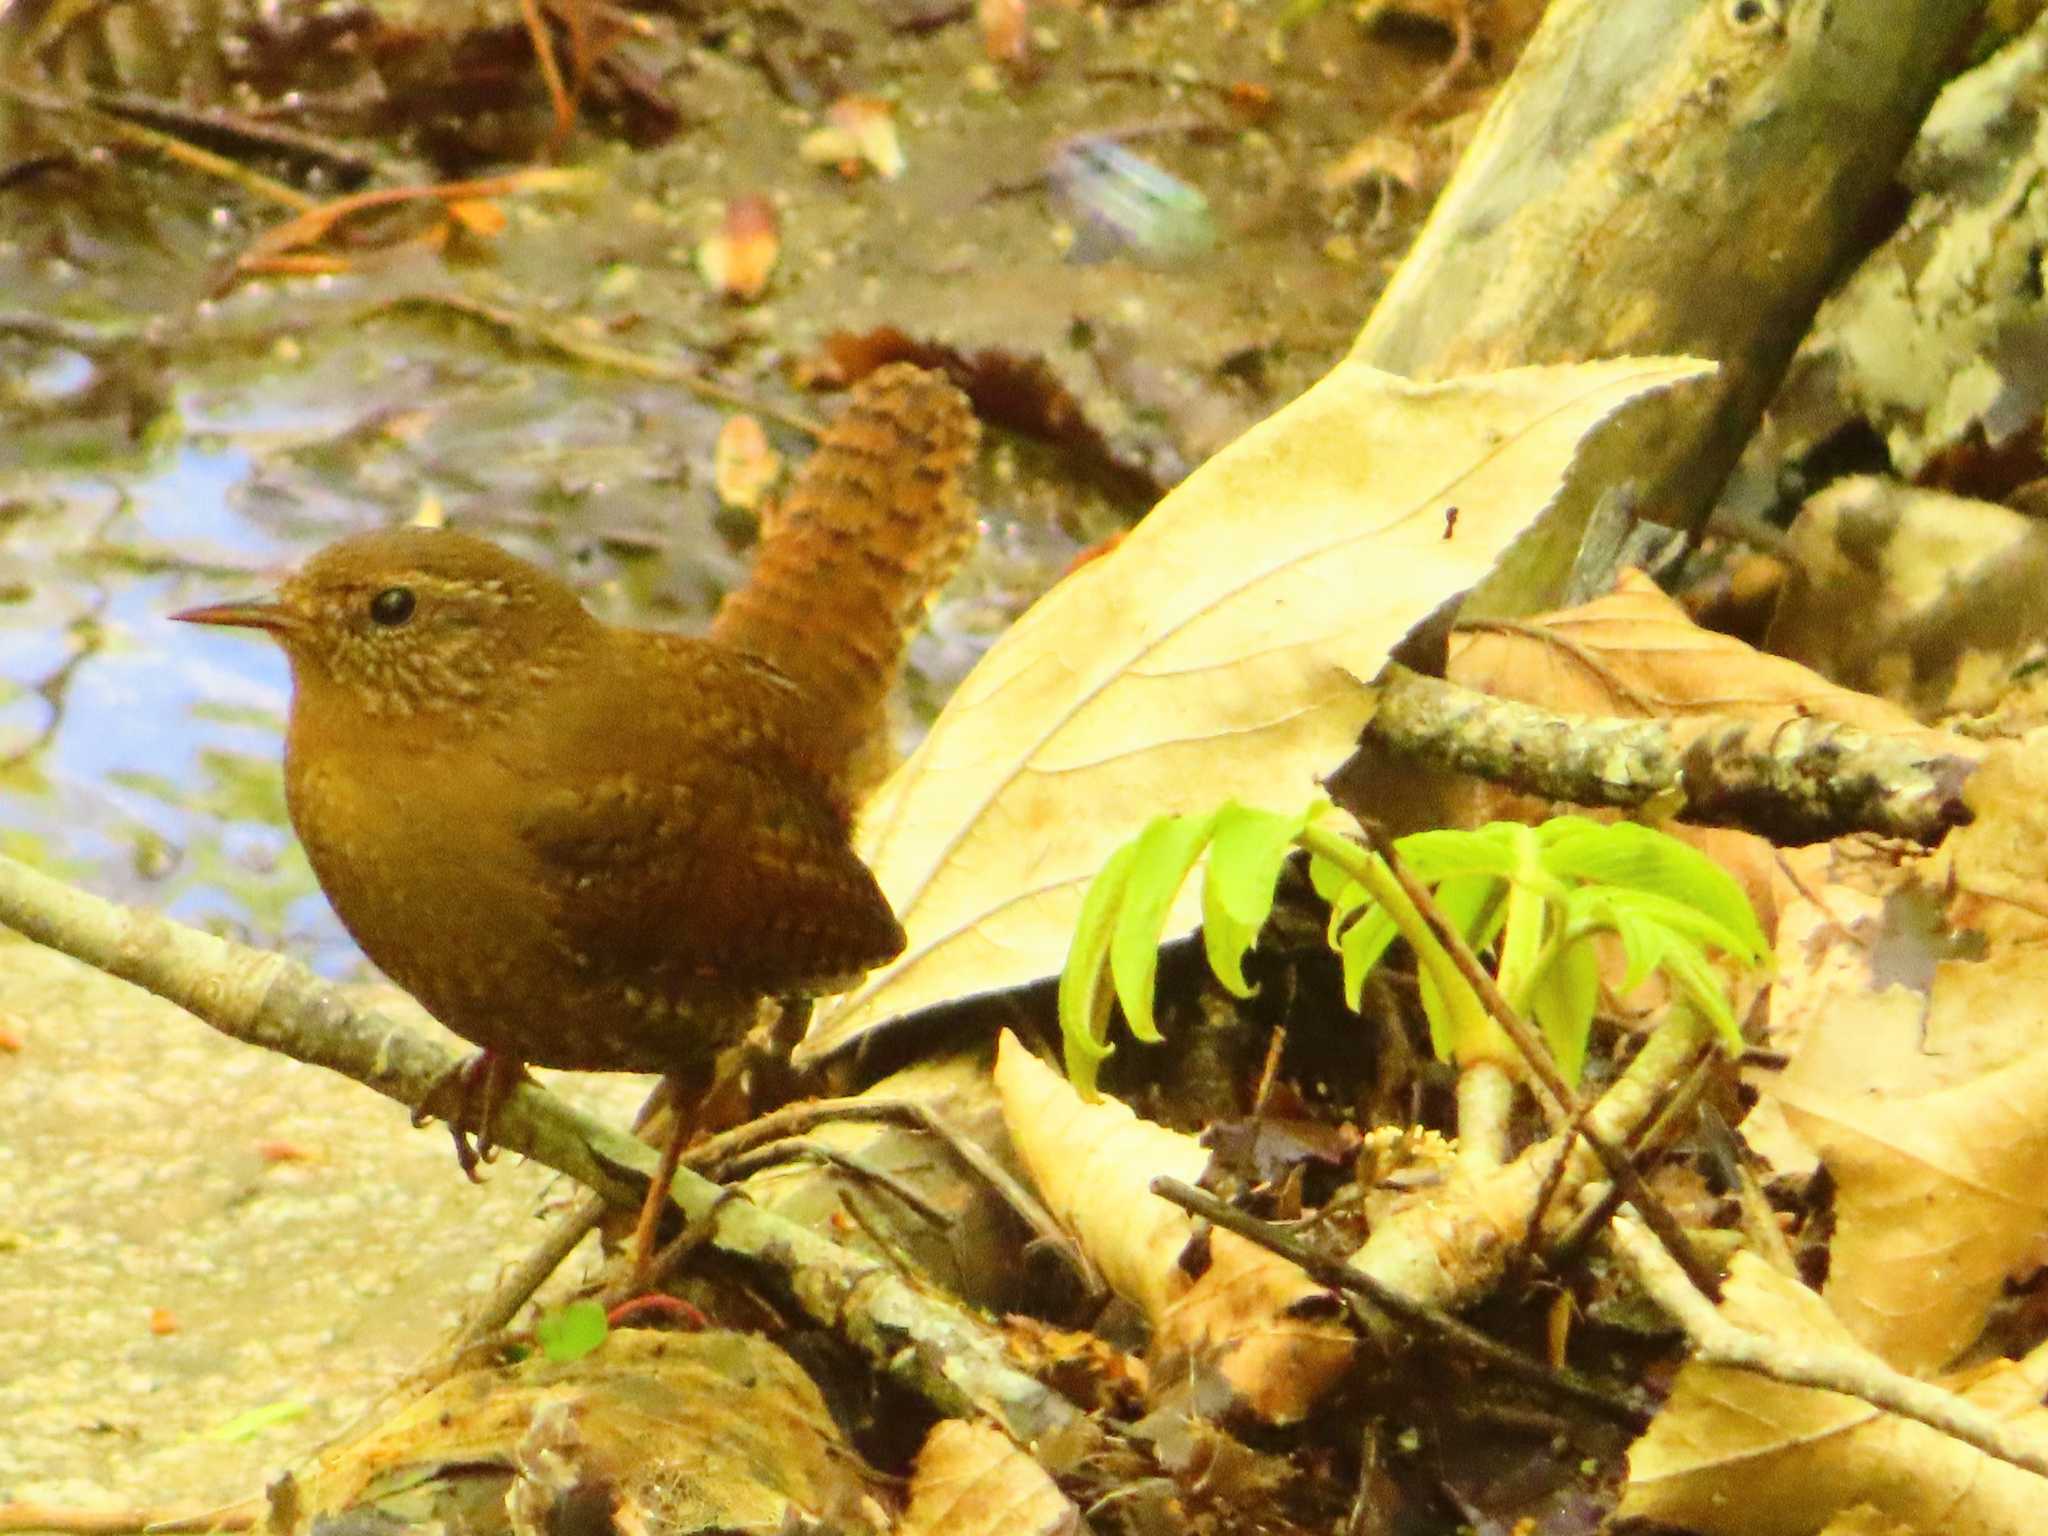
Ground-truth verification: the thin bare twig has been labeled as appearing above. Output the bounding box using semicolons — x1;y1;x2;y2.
1153;1177;1647;1430
719;1139;953;1228
391;291;825;438
1543;1040;1717;1274
0;81;316;211
1611;1215;2048;1482
450;1191;607;1352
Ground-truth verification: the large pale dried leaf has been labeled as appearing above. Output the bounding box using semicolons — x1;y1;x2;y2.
900;1419;1078;1536
1942;728;2048;947
1450;568;1951;742
1619;1255;2048;1536
1739;843;1925;1181
805;357;1713;1058
992;1032;1350;1421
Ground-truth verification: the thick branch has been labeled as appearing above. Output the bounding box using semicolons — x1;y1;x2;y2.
1153;1177;1648;1430
1366;665;1977;844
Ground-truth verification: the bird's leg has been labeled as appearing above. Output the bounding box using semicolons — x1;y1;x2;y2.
473;1049;524;1164
625;1072;692;1292
623;998;815;1293
411;1049;527;1181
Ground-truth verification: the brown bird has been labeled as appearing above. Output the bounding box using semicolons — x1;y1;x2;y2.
174;365;979;1265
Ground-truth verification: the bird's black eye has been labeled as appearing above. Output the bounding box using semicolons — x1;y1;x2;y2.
368;586;416;627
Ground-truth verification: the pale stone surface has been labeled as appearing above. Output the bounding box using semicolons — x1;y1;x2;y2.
0;936;648;1512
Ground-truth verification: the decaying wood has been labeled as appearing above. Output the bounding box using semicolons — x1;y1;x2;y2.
1356;0;1984;544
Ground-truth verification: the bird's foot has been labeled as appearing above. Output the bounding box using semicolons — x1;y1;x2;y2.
412;1050;529;1181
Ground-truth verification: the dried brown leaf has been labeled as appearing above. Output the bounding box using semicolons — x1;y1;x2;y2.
1747;740;2048;1373
1783;1015;2048;1373
1155;1230;1356;1424
1451;568;1944;741
900;1420;1078;1536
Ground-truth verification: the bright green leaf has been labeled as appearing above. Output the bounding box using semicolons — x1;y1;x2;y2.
1207;801;1315;927
1339;904;1400;1010
1494;868;1547;1010
1597;887;1763;968
1657;939;1745;1050
1202;901;1261;999
1417;964;1457;1061
1392;824;1521;885
1315;869;1375;951
1111;812;1220;1043
1059;838;1144;1093
1529;935;1600;1085
1308;850;1352;904
1429;871;1509;960
1201;802;1314;997
536;1298;609;1363
1541;820;1766;961
1603;901;1670;992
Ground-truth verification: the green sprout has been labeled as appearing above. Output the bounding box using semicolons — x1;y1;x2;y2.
1059;798;1769;1096
535;1298;608;1362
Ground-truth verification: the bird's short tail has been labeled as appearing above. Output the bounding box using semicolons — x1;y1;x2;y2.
709;363;981;803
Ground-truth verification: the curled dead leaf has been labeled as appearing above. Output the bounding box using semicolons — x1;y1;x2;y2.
994;1030;1208;1323
992;1033;1353;1422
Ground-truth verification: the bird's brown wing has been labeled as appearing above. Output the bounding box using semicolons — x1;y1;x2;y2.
517;749;905;1001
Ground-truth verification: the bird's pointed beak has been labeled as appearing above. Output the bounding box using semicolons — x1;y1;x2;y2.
171;598;302;635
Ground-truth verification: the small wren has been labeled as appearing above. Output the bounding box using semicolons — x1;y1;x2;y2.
175;365;980;1229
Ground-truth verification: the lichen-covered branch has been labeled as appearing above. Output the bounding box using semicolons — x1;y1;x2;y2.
1367;665;1977;844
